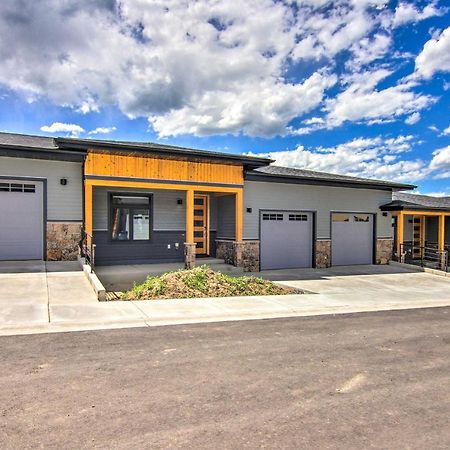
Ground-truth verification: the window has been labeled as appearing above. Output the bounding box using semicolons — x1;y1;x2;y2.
333;214;350;222
354;214;370;222
289;214;308;221
111;195;151;241
0;182;36;193
262;213;283;221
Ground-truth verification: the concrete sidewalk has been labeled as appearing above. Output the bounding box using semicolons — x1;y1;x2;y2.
1;263;450;336
4;286;450;336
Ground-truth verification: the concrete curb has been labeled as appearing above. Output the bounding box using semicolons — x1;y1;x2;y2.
77;256;107;301
389;260;450;277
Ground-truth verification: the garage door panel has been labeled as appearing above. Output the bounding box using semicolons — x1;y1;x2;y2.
332;214;373;266
260;211;313;270
0;181;44;260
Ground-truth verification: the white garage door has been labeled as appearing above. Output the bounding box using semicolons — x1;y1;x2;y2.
332;213;374;266
260;211;313;270
0;180;44;260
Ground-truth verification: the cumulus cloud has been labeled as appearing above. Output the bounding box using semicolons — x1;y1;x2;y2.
88;126;117;135
250;135;428;182
416;26;450;78
442;125;450;135
0;0;446;137
430;145;450;172
392;1;447;27
405;112;420;125
40;122;85;136
324;69;434;128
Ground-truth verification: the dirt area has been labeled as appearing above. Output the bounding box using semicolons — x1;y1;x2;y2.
120;265;300;300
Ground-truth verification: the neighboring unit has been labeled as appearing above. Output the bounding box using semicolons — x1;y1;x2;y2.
0;132;415;271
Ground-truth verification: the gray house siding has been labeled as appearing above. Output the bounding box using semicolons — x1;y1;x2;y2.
0;156;82;221
92;186;187;265
93;187;186;231
243;181;392;240
217;195;236;239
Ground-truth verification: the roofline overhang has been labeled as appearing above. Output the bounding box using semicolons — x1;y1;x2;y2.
56;137;273;169
0;143;86;162
381;203;450;213
245;171;416;191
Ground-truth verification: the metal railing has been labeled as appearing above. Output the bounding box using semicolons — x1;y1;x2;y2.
399;243;448;272
79;230;96;272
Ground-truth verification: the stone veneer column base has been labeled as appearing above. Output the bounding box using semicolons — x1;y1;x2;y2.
184;243;196;269
216;240;260;272
315;239;331;268
376;238;393;265
46;222;82;261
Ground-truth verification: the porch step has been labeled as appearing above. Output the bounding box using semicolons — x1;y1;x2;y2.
198;258;245;275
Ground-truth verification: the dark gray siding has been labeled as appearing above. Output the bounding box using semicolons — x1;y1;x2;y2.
94;230;185;265
243;181;392;239
1;156;82;221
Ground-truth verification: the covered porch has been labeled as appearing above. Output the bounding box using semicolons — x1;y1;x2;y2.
382;193;450;271
77;146;267;272
84;180;243;268
393;211;450;269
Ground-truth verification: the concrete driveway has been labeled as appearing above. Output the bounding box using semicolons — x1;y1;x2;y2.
1;262;450;336
262;263;450;299
0;260;97;330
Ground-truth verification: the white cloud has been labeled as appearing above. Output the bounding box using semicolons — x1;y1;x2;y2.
347;33;391;69
0;1;446;137
40;122;85;136
324;69;435;128
392;1;447;27
415;26;450;78
88;126;117;135
251;135;427;182
442;125;450;135
405;112;420;125
429;125;439;132
150;71;336;137
430;145;450;171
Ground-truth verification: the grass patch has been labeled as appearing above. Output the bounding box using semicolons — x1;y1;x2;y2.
121;265;300;300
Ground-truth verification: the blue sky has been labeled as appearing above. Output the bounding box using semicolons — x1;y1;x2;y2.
0;0;449;194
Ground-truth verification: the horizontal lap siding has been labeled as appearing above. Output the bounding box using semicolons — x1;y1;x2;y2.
93;231;185;265
243;181;392;240
85;152;244;185
92;186;186;231
0;157;82;221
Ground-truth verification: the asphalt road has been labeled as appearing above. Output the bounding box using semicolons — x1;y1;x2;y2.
1;307;450;449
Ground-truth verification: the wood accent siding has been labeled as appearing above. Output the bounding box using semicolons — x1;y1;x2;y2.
84;151;244;186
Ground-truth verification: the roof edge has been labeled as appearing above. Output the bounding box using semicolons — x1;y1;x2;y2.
55;137;273;168
246;170;416;191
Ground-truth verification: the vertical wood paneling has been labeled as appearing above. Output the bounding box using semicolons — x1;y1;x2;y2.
85;151;244;185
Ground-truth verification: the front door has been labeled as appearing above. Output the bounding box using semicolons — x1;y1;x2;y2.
194;194;209;255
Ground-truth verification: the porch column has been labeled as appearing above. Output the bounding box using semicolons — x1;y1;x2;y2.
235;189;243;242
185;189;194;244
84;182;93;235
396;211;404;258
438;214;445;251
184;189;196;269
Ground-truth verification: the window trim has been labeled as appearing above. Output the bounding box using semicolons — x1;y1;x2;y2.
108;193;153;242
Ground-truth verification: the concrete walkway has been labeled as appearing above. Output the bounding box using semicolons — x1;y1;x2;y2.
1;263;450;336
0;260;98;332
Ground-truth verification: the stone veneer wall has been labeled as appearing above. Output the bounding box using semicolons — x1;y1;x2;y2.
376;238;393;265
315;239;331;268
46;222;82;261
216;240;260;272
184;243;196;269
